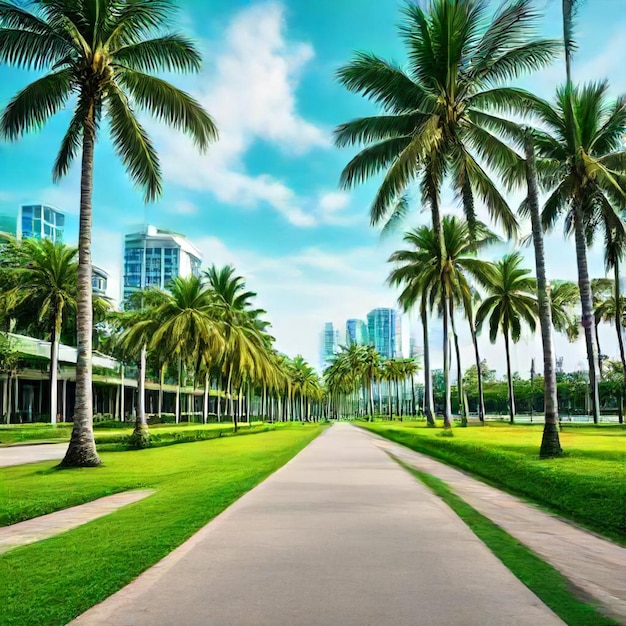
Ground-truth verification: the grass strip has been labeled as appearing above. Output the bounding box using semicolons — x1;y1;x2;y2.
360;422;625;541
0;422;309;525
396;458;617;626
0;426;323;626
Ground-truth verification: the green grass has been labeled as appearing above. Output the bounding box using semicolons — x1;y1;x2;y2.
360;421;626;541
0;425;323;626
396;459;617;626
0;422;311;526
0;420;263;446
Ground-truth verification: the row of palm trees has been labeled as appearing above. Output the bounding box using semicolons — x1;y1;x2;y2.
324;344;420;421
0;236;325;452
334;0;626;457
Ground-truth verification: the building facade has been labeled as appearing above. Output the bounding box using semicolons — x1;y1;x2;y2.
0;204;65;242
123;225;202;301
92;266;109;298
321;322;340;369
367;308;397;359
394;314;403;358
19;204;65;242
346;319;368;346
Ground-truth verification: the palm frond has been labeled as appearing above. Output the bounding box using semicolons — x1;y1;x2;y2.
112;34;201;73
0;26;73;70
0;69;72;140
116;69;217;151
106;84;162;202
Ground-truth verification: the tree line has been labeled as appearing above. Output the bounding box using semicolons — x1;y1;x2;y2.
333;0;626;457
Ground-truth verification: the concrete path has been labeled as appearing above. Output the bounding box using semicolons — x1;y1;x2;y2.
366;428;626;623
72;423;562;626
0;442;67;467
0;490;155;553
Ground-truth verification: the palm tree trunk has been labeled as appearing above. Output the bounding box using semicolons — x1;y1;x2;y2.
421;295;435;426
410;374;416;417
132;344;150;448
573;204;601;423
158;363;164;421
61;105;100;467
614;259;626;375
49;309;61;425
388;379;393;420
442;300;452;428
449;299;465;423
594;320;603;379
525;136;562;456
175;357;182;424
203;372;209;424
469;320;485;422
504;330;516;423
228;366;236;431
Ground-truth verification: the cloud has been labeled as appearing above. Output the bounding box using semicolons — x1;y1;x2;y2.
155;2;336;228
173;200;198;216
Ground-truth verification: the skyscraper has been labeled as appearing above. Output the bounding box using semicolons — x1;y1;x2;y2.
394;314;403;358
123;225;202;301
346;319;368;346
366;308;397;359
321;322;339;368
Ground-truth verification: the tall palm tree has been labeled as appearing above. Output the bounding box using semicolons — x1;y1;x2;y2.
476;253;537;423
335;0;557;425
0;238;77;424
388;216;496;426
529;82;626;423
0;0;217;466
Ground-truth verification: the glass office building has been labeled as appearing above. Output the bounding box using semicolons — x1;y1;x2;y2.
321;322;340;369
367;308;397;359
123;225;202;301
19;204;65;242
346;319;368;346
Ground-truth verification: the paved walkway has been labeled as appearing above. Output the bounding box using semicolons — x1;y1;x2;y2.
365;428;626;623
72;423;561;626
0;442;67;467
0;490;155;553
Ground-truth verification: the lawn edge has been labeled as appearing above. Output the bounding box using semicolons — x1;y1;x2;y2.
392;455;618;626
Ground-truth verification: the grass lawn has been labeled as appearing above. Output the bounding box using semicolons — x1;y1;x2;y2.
0;425;323;626
0;420;263;446
360;421;625;541
398;461;617;626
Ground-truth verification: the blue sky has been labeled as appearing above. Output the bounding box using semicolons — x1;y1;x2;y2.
0;0;625;374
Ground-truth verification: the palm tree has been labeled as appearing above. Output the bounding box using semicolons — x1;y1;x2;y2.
476;253;537;423
549;281;579;334
388;216;496;426
335;0;557;424
150;276;224;423
114;288;169;447
0;238;77;424
527;82;626;424
0;0;217;466
519;132;563;456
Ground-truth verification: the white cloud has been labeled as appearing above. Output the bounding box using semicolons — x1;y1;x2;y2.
172;200;198;216
155;2;337;228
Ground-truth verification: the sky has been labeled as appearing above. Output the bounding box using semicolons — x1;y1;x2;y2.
0;0;625;377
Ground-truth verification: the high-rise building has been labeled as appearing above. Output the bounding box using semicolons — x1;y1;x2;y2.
0;204;65;242
346;319;368;346
123;225;202;301
394;314;403;358
321;322;339;368
366;308;397;359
